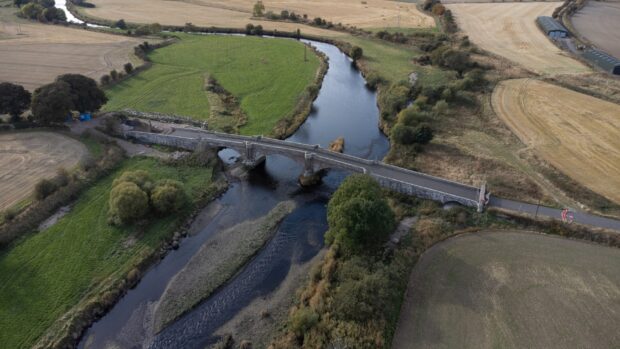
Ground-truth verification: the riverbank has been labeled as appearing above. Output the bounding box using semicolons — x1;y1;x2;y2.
152;200;297;333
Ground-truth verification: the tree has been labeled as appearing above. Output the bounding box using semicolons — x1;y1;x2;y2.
31;81;73;124
253;0;265;17
124;62;134;74
108;182;149;225
56;74;107;113
114;19;127;29
280;10;289;20
245;23;255;34
110;69;119;81
21;3;43;19
100;74;111;86
34;178;58;201
42;7;65;22
350;46;363;62
151;180;186;213
112;170;154;193
0;82;31;120
391;124;415;145
412;124;434;144
326;175;395;256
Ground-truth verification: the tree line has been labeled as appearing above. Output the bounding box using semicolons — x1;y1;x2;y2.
14;0;66;23
0;74;107;125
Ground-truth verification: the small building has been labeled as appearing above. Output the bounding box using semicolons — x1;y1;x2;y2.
583;49;620;75
537;16;569;39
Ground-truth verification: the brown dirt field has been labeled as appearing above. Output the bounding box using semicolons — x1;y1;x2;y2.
0;15;139;90
84;0;433;36
448;2;590;75
492;78;620;204
0;132;88;211
392;230;620;349
572;1;620;58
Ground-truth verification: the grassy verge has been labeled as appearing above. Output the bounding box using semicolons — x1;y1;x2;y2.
152;200;297;333
0;156;221;349
103;33;321;136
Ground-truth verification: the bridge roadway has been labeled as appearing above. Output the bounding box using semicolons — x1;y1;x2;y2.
127;126;620;232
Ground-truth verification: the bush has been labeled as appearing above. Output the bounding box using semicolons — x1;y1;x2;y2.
333;268;388;322
378;82;410;116
455;90;478;106
412;124;434;144
112;170;154;193
391;124;415;145
108;181;149;225
432;3;446;15
290;308;319;337
365;72;385;89
124;63;133;74
151;180;186;213
110;69;118;81
397;107;429;126
432;99;449;115
326;175;395;256
100;74;111;86
34;178;58;201
350;46;363;61
114;19;126;29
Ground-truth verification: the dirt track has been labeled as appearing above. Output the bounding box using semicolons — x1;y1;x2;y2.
84;0;433;36
492;78;620;204
0;19;139;90
0;132;87;211
392;230;620;349
448;2;589;75
572;1;620;58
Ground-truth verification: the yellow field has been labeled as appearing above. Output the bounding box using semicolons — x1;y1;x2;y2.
84;0;433;36
0;132;88;211
0;17;139;90
448;2;589;75
492;78;620;204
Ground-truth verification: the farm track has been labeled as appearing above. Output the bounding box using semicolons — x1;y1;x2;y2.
492;78;620;204
448;2;589;75
0;132;88;211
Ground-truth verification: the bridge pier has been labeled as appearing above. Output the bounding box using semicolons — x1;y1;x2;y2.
242;141;266;168
299;152;322;187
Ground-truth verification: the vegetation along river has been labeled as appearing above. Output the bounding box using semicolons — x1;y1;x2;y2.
74;36;390;348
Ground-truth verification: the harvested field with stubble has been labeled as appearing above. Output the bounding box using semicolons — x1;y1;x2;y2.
392;230;620;349
0;132;88;211
492;78;620;204
448;2;589;75
0;9;139;90
84;0;433;35
572;0;620;58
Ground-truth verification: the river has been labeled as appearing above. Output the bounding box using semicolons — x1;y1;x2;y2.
61;13;390;347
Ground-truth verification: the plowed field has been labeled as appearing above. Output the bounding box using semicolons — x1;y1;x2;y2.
0;18;138;90
492;78;620;204
0;132;87;210
448;2;589;75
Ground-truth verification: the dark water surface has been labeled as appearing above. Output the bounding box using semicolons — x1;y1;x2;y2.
79;39;389;349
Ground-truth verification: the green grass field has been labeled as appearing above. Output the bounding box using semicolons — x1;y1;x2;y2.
344;35;456;87
104;34;320;135
0;157;215;348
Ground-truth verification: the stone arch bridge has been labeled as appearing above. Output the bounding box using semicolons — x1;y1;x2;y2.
126;128;489;212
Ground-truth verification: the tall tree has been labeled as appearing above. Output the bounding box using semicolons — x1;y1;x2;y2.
56;74;107;113
31;81;73;124
0;82;31;119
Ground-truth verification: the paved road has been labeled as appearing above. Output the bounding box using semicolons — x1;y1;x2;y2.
137;124;620;232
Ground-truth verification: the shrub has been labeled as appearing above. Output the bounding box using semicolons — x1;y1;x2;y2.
100;74;111;86
365;72;385;89
114;19;127;29
431;3;446;15
108;181;149;225
110;69;118;81
123;63;133;74
350;46;363;61
290;308;319;337
55;168;70;187
432;99;449;115
333;268;388;322
392;124;416;145
34;178;58;201
245;23;254;34
151;180;186;213
412;124;434;144
378;82;410;116
397;107;429;126
112;170;154;193
455;90;478;106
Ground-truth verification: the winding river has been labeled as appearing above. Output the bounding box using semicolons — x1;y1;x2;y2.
57;6;391;346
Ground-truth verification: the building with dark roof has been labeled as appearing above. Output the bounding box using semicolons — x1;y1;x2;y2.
537;16;569;39
583;49;620;75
